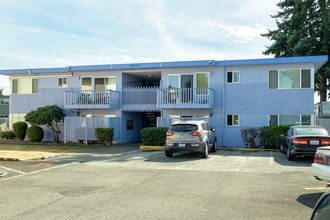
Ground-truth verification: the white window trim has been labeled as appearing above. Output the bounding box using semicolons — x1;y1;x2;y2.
268;114;314;126
226;71;240;84
226;114;240;126
58;77;68;88
269;68;314;90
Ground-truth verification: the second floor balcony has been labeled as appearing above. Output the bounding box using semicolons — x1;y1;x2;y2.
157;88;214;109
64;87;214;110
65;89;120;109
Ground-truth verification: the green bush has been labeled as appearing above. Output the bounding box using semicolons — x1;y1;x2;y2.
0;131;16;140
141;127;169;146
27;125;44;142
95;128;114;146
13;121;28;141
240;127;258;148
263;126;290;149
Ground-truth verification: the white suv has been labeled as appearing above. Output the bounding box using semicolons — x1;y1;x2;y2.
164;120;217;158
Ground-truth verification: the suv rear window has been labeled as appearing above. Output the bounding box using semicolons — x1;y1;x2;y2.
170;124;198;132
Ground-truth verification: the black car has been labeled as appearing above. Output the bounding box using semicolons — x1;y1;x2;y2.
280;125;330;161
164;120;217;158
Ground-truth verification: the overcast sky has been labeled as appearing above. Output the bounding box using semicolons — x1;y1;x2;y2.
0;0;281;94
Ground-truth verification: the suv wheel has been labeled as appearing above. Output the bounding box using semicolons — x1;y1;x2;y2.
201;143;208;158
211;140;217;153
165;151;173;158
280;144;285;153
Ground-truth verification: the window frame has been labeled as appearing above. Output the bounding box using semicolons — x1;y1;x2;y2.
227;114;240;126
58;77;68;88
268;114;312;126
11;78;39;94
227;71;240;84
269;69;313;89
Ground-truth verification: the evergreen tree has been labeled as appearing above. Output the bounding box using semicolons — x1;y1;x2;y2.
262;0;330;102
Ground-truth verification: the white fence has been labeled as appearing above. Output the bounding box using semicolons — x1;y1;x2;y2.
64;117;120;144
157;117;210;128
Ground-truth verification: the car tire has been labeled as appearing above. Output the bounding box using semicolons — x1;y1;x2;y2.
211;140;217;152
280;144;285;153
165;151;173;158
201;143;208;158
286;148;294;161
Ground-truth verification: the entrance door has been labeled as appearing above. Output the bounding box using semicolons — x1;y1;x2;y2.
180;75;193;103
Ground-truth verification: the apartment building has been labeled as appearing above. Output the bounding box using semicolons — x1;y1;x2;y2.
0;55;327;147
0;93;9;131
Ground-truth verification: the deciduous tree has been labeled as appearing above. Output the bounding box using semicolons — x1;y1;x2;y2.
25;105;65;142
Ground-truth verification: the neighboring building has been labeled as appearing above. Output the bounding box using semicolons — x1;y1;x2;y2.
0;55;327;147
0;93;9;131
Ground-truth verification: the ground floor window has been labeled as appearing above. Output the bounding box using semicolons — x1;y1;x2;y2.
227;114;240;126
9;113;26;129
269;114;312;126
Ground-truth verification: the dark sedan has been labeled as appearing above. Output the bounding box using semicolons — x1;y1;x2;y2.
280;125;330;161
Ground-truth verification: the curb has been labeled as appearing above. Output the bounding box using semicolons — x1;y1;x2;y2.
0;157;19;162
140;146;279;152
140;146;164;151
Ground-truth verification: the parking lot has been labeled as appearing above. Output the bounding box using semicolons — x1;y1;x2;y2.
0;147;328;219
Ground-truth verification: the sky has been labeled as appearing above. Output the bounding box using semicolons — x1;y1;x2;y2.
0;0;281;95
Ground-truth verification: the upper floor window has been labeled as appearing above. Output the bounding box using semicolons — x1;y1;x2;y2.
0;99;9;104
58;77;68;88
227;71;240;83
269;69;312;89
12;78;38;94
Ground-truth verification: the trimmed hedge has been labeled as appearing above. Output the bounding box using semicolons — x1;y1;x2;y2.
13;121;28;141
27;125;44;142
141;127;169;146
95;128;114;146
241;125;290;149
0;131;16;140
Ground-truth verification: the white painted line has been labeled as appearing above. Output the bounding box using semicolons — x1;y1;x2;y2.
269;152;274;165
206;156;215;162
305;187;329;190
0;165;26;174
0;162;78;182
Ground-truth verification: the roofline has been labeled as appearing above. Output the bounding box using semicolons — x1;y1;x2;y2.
0;55;327;76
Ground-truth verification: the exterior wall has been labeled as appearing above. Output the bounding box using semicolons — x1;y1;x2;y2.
1;56;324;146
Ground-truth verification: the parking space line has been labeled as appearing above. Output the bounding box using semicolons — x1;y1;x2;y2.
0;162;78;182
0;165;26;174
269;152;274;165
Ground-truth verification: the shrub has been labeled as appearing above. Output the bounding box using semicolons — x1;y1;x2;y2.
13;121;28;141
95;128;114;146
263;126;290;149
240;127;258;148
141;127;169;146
0;131;16;140
27;125;44;142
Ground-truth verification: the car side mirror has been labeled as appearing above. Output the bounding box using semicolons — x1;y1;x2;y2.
311;190;330;220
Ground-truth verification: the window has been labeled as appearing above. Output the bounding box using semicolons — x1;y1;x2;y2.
227;114;240;126
58;77;68;88
227;71;240;83
269;69;312;89
0;99;9;105
269;115;312;126
95;77;116;91
12;78;38;94
196;72;209;95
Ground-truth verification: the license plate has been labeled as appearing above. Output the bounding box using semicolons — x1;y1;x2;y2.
178;143;185;147
310;140;320;145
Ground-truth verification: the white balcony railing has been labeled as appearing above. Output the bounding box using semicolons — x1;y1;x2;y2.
65;90;120;109
157;88;214;109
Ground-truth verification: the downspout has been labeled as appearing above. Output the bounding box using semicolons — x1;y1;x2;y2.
222;66;226;147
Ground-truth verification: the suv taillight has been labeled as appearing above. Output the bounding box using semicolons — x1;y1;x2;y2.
314;154;325;164
166;131;174;136
191;130;202;136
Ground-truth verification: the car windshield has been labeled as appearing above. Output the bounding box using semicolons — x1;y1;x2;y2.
295;127;328;136
170;124;198;132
